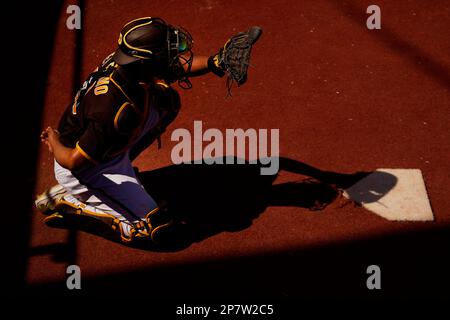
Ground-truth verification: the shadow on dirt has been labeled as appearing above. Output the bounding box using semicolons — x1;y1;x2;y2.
42;158;395;252
38;157;378;252
132;156;375;251
45;156;395;252
43;158;384;252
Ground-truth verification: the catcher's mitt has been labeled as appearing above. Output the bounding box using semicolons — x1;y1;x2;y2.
209;26;262;95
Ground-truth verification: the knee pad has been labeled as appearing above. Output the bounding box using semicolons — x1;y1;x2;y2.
145;207;176;244
118;209;176;244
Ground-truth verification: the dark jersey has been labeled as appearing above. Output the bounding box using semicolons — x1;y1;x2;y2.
58;54;149;164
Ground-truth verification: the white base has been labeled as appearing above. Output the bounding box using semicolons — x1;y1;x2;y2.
343;169;434;221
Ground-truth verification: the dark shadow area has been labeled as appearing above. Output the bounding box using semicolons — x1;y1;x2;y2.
329;0;450;88
45;157;381;252
26;225;450;301
132;156;375;251
344;171;397;204
5;1;64;295
6;0;86;295
65;0;86;267
28;243;76;264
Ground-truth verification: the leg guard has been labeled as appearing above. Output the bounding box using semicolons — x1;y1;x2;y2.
43;199;177;245
43;199;134;242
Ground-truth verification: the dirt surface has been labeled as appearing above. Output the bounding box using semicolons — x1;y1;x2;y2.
15;0;450;302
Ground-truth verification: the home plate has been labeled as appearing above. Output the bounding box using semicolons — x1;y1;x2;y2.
343;169;434;221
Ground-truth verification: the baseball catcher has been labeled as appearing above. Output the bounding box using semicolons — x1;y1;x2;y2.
36;17;262;245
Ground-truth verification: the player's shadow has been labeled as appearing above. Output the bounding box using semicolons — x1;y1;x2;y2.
128;156;396;251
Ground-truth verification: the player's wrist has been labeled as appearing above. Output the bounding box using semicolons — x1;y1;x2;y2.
207;54;225;77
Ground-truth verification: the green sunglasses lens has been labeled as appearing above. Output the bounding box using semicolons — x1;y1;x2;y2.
178;39;188;52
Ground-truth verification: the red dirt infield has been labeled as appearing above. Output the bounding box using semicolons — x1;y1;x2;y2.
12;0;450;303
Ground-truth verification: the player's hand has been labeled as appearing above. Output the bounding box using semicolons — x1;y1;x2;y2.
40;126;59;153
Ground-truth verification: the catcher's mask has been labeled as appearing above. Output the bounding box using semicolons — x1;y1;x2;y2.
113;17;193;88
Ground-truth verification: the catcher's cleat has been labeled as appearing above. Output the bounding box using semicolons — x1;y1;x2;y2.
35;184;67;215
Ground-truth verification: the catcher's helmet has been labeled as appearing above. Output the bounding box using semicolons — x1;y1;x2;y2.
113;17;193;66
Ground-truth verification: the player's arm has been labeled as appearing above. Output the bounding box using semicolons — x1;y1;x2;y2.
184;27;262;84
181;54;225;78
183;55;210;76
41;127;88;170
